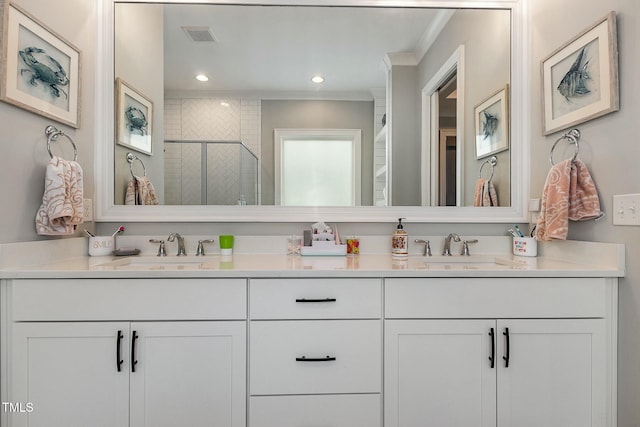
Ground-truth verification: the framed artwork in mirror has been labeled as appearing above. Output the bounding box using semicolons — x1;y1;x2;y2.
116;78;153;155
542;12;618;136
0;1;81;128
475;84;509;159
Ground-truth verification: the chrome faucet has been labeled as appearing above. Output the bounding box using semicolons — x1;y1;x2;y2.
414;239;432;256
442;233;461;256
167;233;186;256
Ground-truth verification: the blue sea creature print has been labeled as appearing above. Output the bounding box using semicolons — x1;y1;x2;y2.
125;106;148;136
557;47;591;101
19;46;69;99
482;110;498;140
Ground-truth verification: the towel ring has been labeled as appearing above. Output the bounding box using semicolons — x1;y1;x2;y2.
478;156;497;181
45;125;77;161
126;152;146;178
550;129;580;165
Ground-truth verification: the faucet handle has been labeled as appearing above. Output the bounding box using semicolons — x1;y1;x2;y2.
461;239;479;256
414;239;432;256
149;239;166;257
196;239;215;256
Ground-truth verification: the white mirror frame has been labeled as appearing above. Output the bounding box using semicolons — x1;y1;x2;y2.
95;0;529;223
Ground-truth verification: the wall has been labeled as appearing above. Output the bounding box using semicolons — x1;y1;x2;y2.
529;2;638;425
389;65;420;206
0;0;96;243
418;9;511;206
261;100;374;205
114;3;164;205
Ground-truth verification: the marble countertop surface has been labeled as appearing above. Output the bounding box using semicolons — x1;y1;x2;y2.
0;237;625;279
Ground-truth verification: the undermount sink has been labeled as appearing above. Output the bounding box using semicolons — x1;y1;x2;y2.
93;256;217;270
421;254;499;263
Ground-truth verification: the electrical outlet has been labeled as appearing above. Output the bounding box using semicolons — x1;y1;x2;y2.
83;198;94;222
613;194;640;226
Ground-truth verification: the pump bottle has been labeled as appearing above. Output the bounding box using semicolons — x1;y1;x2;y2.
391;218;408;258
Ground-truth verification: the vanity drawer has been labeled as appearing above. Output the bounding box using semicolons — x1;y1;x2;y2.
10;278;247;321
250;278;381;319
250;319;381;395
385;277;609;319
250;394;381;427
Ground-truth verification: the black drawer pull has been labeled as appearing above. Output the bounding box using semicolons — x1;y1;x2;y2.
503;327;510;368
296;355;336;362
131;330;139;373
488;328;495;369
116;330;124;372
295;298;337;303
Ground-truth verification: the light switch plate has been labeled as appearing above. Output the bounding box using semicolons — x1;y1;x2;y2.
83;198;93;222
613;194;640;226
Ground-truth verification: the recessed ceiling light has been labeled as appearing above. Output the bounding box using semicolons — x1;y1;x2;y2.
195;74;209;82
220;101;230;108
311;75;325;84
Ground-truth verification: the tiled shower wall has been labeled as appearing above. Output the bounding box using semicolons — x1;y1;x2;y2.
163;98;261;205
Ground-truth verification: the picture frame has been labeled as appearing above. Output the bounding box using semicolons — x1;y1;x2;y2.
116;78;153;156
474;84;509;159
0;1;81;128
541;12;618;135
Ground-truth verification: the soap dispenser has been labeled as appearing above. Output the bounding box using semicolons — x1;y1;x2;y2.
391;218;408;258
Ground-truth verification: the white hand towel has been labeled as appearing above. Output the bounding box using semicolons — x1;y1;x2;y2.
35;156;84;235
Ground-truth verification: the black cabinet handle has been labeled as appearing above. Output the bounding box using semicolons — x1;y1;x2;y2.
116;330;124;372
295;355;336;362
488;328;495;369
295;298;337;303
131;331;139;373
503;327;510;368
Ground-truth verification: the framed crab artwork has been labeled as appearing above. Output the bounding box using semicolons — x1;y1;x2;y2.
115;78;153;155
542;12;618;135
0;1;81;128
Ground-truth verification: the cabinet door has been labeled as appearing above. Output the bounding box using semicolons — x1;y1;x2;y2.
496;319;607;427
129;321;246;427
385;320;496;427
10;322;130;427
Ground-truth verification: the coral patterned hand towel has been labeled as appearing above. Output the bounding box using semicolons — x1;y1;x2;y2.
35;156;84;235
536;159;600;241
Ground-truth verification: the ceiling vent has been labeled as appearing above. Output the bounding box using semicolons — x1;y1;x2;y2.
182;26;216;42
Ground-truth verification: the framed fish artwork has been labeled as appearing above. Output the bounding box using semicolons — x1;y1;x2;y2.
474;85;509;159
542;12;618;135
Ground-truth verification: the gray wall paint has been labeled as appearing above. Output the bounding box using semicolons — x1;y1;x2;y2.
0;0;96;243
114;4;164;204
389;65;421;206
418;9;511;206
530;2;638;425
261;100;374;205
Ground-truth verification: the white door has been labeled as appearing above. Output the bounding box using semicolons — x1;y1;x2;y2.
385;320;497;427
496;319;607;427
11;322;130;427
129;321;246;427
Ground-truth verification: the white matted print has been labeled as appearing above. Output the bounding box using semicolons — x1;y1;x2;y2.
116;78;153;155
475;85;509;159
542;12;618;135
0;1;81;128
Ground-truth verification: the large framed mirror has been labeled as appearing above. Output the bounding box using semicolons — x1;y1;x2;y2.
96;0;529;223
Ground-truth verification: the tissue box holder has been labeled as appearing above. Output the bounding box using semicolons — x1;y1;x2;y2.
300;240;347;256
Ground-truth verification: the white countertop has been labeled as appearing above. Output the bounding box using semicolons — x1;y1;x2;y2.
0;237;625;279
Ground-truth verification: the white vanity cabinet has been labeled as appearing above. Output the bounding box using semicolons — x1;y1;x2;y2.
249;278;383;427
384;277;616;427
5;278;247;427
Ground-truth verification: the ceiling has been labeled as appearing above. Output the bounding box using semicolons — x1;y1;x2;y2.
163;4;453;98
